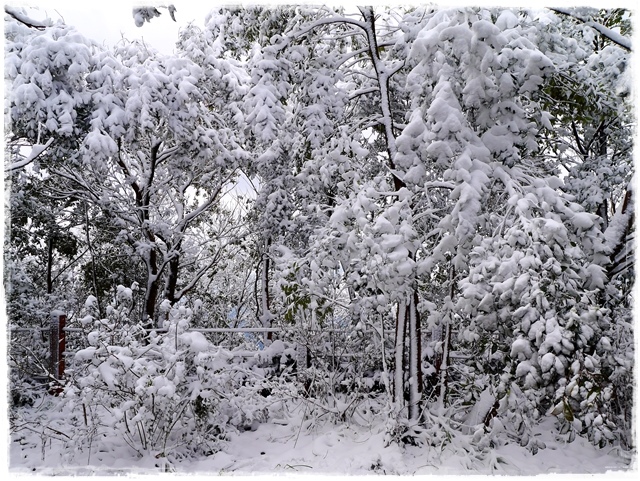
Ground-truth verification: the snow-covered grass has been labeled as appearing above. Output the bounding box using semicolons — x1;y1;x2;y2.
9;400;635;476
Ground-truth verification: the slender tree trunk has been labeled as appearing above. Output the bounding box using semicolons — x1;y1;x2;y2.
141;143;162;329
144;244;159;330
597;129;609;230
165;240;182;307
260;238;273;342
437;266;456;406
166;255;180;305
358;6;406;192
408;290;422;420
84;202;102;317
431;323;443;382
46;236;54;295
359;7;423;417
437;321;451;407
394;300;407;412
608;188;634;278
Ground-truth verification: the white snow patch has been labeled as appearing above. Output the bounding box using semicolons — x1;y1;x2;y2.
181;331;211;353
463;387;495;433
571;212;597;230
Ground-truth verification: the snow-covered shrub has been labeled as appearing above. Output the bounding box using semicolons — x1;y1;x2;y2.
550;295;634;448
62;294;206;459
64;289;230;456
9;326;51;386
59;291;293;462
456;188;632;449
6;248;79;382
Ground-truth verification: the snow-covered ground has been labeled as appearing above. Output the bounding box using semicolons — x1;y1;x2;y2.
9;411;635;477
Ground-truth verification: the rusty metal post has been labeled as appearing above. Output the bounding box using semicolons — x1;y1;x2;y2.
50;311;66;380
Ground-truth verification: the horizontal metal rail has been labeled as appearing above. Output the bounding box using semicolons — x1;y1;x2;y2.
10;326;395;334
9;327;49;332
145;327;284;333
11;318;398;376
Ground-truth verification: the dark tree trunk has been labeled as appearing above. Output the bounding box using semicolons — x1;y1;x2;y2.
165;240;182;307
46;236;54;295
144;245;159;330
261;238;273;343
408;289;423;420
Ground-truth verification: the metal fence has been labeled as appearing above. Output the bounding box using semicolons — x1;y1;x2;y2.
8;312;386;386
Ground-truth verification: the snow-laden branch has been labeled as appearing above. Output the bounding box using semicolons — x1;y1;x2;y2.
4;6;49;29
51;165;101;202
374;181;455;199
336;41;397;69
549;7;632;52
156;145;181;164
5;138;55;172
289;14;367;39
348;86;379;100
175;169;238;232
358;6;405;191
605;187;634;277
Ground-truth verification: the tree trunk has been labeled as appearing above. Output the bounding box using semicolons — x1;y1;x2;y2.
140;143;162;329
359;7;423;418
607;188;634;278
143;245;159;330
393;300;407;412
408;290;422;421
597;128;609;230
260;239;273;343
166;255;179;305
46;236;54;295
437;321;451;407
165;240;182;307
437;266;456;407
84;202;102;317
358;6;406;192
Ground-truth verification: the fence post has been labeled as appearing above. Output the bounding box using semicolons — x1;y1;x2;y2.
50;311;66;380
295;341;309;376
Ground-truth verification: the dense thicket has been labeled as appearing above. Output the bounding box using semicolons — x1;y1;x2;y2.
5;5;634;461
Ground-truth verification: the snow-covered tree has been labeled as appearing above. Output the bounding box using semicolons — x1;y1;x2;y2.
5;11;249;327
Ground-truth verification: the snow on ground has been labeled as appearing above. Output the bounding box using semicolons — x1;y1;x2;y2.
9;410;635;477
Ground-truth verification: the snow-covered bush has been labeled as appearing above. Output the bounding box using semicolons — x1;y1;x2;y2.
58;291;293;462
456;187;632;449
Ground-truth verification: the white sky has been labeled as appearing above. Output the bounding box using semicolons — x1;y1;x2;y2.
6;1;217;53
6;1;396;53
6;0;638;55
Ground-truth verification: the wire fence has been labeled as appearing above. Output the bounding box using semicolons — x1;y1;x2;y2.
8;312;387;389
